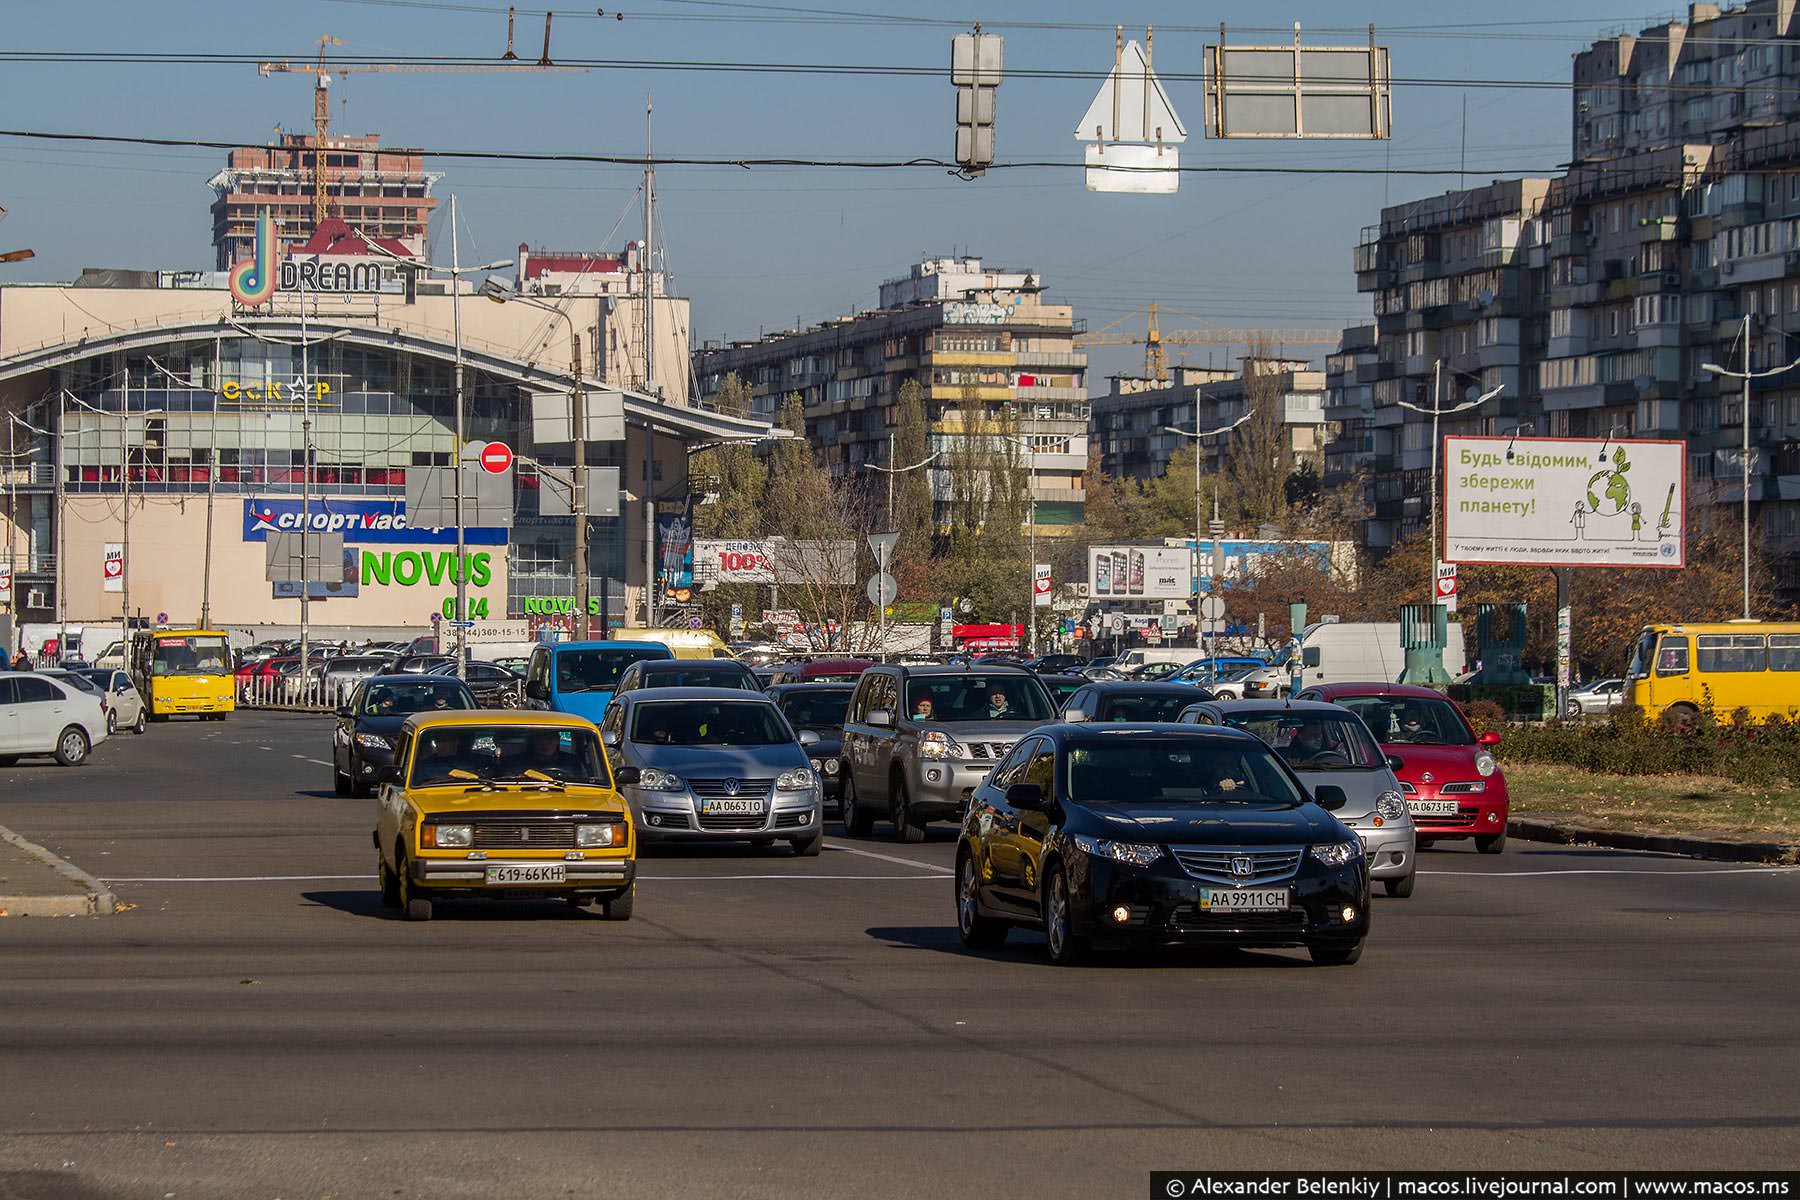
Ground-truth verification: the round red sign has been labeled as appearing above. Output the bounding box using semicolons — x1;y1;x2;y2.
479;441;514;475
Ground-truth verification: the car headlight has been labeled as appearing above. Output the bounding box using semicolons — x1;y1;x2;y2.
576;823;620;847
354;732;392;751
1071;834;1163;866
431;824;473;849
918;731;965;760
812;757;840;776
636;767;686;792
1375;790;1408;822
1474;751;1497;778
776;767;816;791
1309;840;1363;867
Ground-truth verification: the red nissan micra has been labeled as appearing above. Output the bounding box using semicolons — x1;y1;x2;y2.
1297;682;1509;854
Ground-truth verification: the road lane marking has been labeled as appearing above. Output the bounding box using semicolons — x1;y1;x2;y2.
307;758;332;767
825;842;955;874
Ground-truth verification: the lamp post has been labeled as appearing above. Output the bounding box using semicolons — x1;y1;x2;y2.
483;280;593;637
859;433;940;654
1701;314;1800;620
1395;362;1503;611
1162;407;1255;650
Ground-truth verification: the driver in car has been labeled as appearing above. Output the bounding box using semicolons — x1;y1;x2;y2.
985;688;1013;719
415;733;470;783
1284;719;1336;765
510;730;573;779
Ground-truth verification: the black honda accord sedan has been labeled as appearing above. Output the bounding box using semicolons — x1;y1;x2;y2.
955;723;1370;966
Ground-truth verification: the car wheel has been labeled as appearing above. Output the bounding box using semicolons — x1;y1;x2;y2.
106;710;117;734
602;882;635;921
1042;864;1088;966
377;852;401;909
54;726;90;767
1663;703;1701;732
132;710;147;735
396;849;432;922
1383;871;1417;898
840;772;874;838
790;828;823;857
891;776;926;844
1308;939;1364;966
956;851;1008;950
1476;830;1507;855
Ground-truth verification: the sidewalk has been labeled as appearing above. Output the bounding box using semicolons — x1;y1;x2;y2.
1508;815;1800;865
0;825;117;917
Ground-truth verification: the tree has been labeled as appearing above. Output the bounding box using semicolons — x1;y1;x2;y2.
692;373;766;541
1222;352;1293;530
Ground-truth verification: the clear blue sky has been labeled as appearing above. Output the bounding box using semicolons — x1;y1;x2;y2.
0;1;1649;383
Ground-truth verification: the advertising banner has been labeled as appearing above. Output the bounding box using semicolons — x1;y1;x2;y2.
657;497;696;603
1033;563;1053;606
694;539;859;586
1443;437;1686;568
1088;546;1192;600
103;544;124;593
242;498;508;546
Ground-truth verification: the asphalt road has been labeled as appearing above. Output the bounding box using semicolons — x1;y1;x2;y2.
1;712;1797;1200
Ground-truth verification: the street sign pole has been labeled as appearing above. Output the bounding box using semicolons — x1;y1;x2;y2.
868;532;898;660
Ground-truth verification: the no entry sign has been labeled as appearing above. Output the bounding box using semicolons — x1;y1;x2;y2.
479;442;514;475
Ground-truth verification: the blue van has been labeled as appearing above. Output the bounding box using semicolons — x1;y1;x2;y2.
521;641;674;725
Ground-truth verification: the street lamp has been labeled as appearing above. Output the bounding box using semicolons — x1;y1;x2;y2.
1701;314;1800;620
859;433;939;657
482;278;595;638
1162;407;1255;649
356;198;512;673
1395;361;1503;611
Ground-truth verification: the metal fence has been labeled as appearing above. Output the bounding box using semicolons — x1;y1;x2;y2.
238;671;365;713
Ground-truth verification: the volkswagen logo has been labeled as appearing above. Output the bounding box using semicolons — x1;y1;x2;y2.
1231;855;1254;878
723;778;742;797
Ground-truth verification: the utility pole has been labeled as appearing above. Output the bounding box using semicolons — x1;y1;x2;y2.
572;329;590;639
449;193;468;672
1026;405;1038;657
201;336;219;629
121;367;131;650
1191;389;1203;645
298;273;312;689
1430;358;1443;612
643;95;657;400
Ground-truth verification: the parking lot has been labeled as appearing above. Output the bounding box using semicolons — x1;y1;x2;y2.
2;710;1798;1198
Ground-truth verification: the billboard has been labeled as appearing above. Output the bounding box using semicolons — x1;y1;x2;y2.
242;498;507;546
1443;436;1686;568
1089;546;1191;600
694;539;859;587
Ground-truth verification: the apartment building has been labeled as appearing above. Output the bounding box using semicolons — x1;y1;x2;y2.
1089;360;1328;484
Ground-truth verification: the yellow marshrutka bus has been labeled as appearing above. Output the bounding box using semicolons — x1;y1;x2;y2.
130;629;237;721
1625;621;1800;723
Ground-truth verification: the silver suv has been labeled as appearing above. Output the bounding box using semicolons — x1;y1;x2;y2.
840;664;1054;843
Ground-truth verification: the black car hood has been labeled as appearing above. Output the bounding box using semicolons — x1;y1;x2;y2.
1075;802;1344;846
798;733;843;757
352;715;411;736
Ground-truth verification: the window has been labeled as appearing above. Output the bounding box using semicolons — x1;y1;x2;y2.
1655;636;1690;676
1696;634;1766;672
1019;744;1056;796
13;676;58;702
1773;636;1800;671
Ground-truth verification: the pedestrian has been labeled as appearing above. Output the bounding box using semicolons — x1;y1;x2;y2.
10;648;30;671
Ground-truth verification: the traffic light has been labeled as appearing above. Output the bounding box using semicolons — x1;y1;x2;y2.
951;27;1003;175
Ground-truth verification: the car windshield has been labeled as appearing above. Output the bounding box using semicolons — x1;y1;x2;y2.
361;680;477;717
1042;678;1083;704
904;676;1051;722
780;691;853;729
642;666;758;690
630;701;792;747
555;648;662;693
150;635;231;676
49;671;102;695
1097;692;1202;722
76;669;117;690
1334;696;1474;747
409;725;611;787
1066;739;1309;807
1218;711;1387;770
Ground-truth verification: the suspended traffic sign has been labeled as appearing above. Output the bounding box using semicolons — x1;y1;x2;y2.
1204;24;1392;140
1074;28;1187;195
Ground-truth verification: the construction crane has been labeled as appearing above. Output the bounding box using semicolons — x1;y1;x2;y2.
1074;301;1344;383
258;14;578;228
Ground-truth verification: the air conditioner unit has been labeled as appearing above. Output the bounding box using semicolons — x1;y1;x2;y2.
25;588;48;609
1722;261;1736;275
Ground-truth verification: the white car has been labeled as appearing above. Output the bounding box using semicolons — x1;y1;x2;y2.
1566;678;1627;718
0;671;109;766
74;668;148;735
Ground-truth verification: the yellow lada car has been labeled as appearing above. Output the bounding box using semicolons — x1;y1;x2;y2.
372;711;635;921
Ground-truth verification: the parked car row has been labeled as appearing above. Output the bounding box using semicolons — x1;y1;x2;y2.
0;670;116;766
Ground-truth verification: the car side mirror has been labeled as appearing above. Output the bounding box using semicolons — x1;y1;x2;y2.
524;679;549;701
1478;731;1502;747
1385;754;1405;772
336;704;353;718
868;708;895;729
1061;707;1088;723
1005;782;1048;811
798;729;821;747
601;728;622;748
1314;784;1349;811
375;765;403;786
613;766;641;787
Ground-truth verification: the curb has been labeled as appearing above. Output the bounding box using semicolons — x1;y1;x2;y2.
1508;816;1800;865
0;825;118;917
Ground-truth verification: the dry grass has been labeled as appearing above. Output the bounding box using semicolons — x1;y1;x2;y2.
1504;761;1800;841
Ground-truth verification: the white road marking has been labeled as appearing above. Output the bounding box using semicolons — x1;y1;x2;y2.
825;842;955;874
1421;866;1800;877
258;746;274;752
307;758;332;767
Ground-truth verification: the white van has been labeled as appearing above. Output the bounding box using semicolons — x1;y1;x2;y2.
1111;646;1201;671
1290;622;1465;687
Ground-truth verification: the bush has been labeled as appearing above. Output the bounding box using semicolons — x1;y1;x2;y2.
1461;699;1507;734
1501;708;1800;786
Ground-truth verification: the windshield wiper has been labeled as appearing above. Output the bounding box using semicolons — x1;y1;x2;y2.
492;774;569;791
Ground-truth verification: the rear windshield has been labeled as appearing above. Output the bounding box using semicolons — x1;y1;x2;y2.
1066;739;1308;807
642;665;759;690
904;675;1052;722
361;679;477;716
1096;692;1200;722
555;648;664;693
1333;696;1473;747
780;690;853;729
1217;711;1387;770
631;701;792;747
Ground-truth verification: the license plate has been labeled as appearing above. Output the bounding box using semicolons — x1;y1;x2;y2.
701;798;763;815
1198;887;1290;912
1407;799;1459;817
484;864;567;885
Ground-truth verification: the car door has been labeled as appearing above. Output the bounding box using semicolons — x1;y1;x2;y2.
1063;686;1092;721
13;675;69;750
1000;739;1058;914
967;736;1034;911
845;671;889;803
0;677;20;752
111;672;142;725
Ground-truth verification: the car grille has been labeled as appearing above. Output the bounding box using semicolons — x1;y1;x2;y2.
1169;905;1306;932
697;811;769;831
1167;845;1304;886
471;821;575;849
1440;782;1484;795
965;741;1016;760
690;778;774;799
1399;781;1417;795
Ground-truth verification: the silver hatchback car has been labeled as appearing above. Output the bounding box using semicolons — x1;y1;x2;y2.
1179;699;1418;897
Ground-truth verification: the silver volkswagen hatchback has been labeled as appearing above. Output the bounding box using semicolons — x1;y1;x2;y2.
1179;699;1418;897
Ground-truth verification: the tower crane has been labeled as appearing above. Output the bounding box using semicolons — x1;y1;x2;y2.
1074;301;1343;382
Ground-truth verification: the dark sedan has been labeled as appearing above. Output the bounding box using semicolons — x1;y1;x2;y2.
1037;673;1087;710
426;659;523;707
332;674;478;796
611;657;763;698
956;724;1370;966
767;682;854;805
1060;680;1215;723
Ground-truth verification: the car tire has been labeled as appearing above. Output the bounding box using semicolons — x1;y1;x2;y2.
956;852;1008;950
602;882;635;921
397;849;432;922
1042;863;1089;966
377;853;401;909
132;710;147;735
1476;830;1507;855
54;726;90;767
1663;703;1701;731
1308;939;1364;966
891;776;926;844
790;828;823;857
106;710;117;734
840;773;875;838
1383;871;1417;898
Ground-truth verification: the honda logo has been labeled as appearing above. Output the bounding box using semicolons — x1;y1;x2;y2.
1231;856;1254;878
